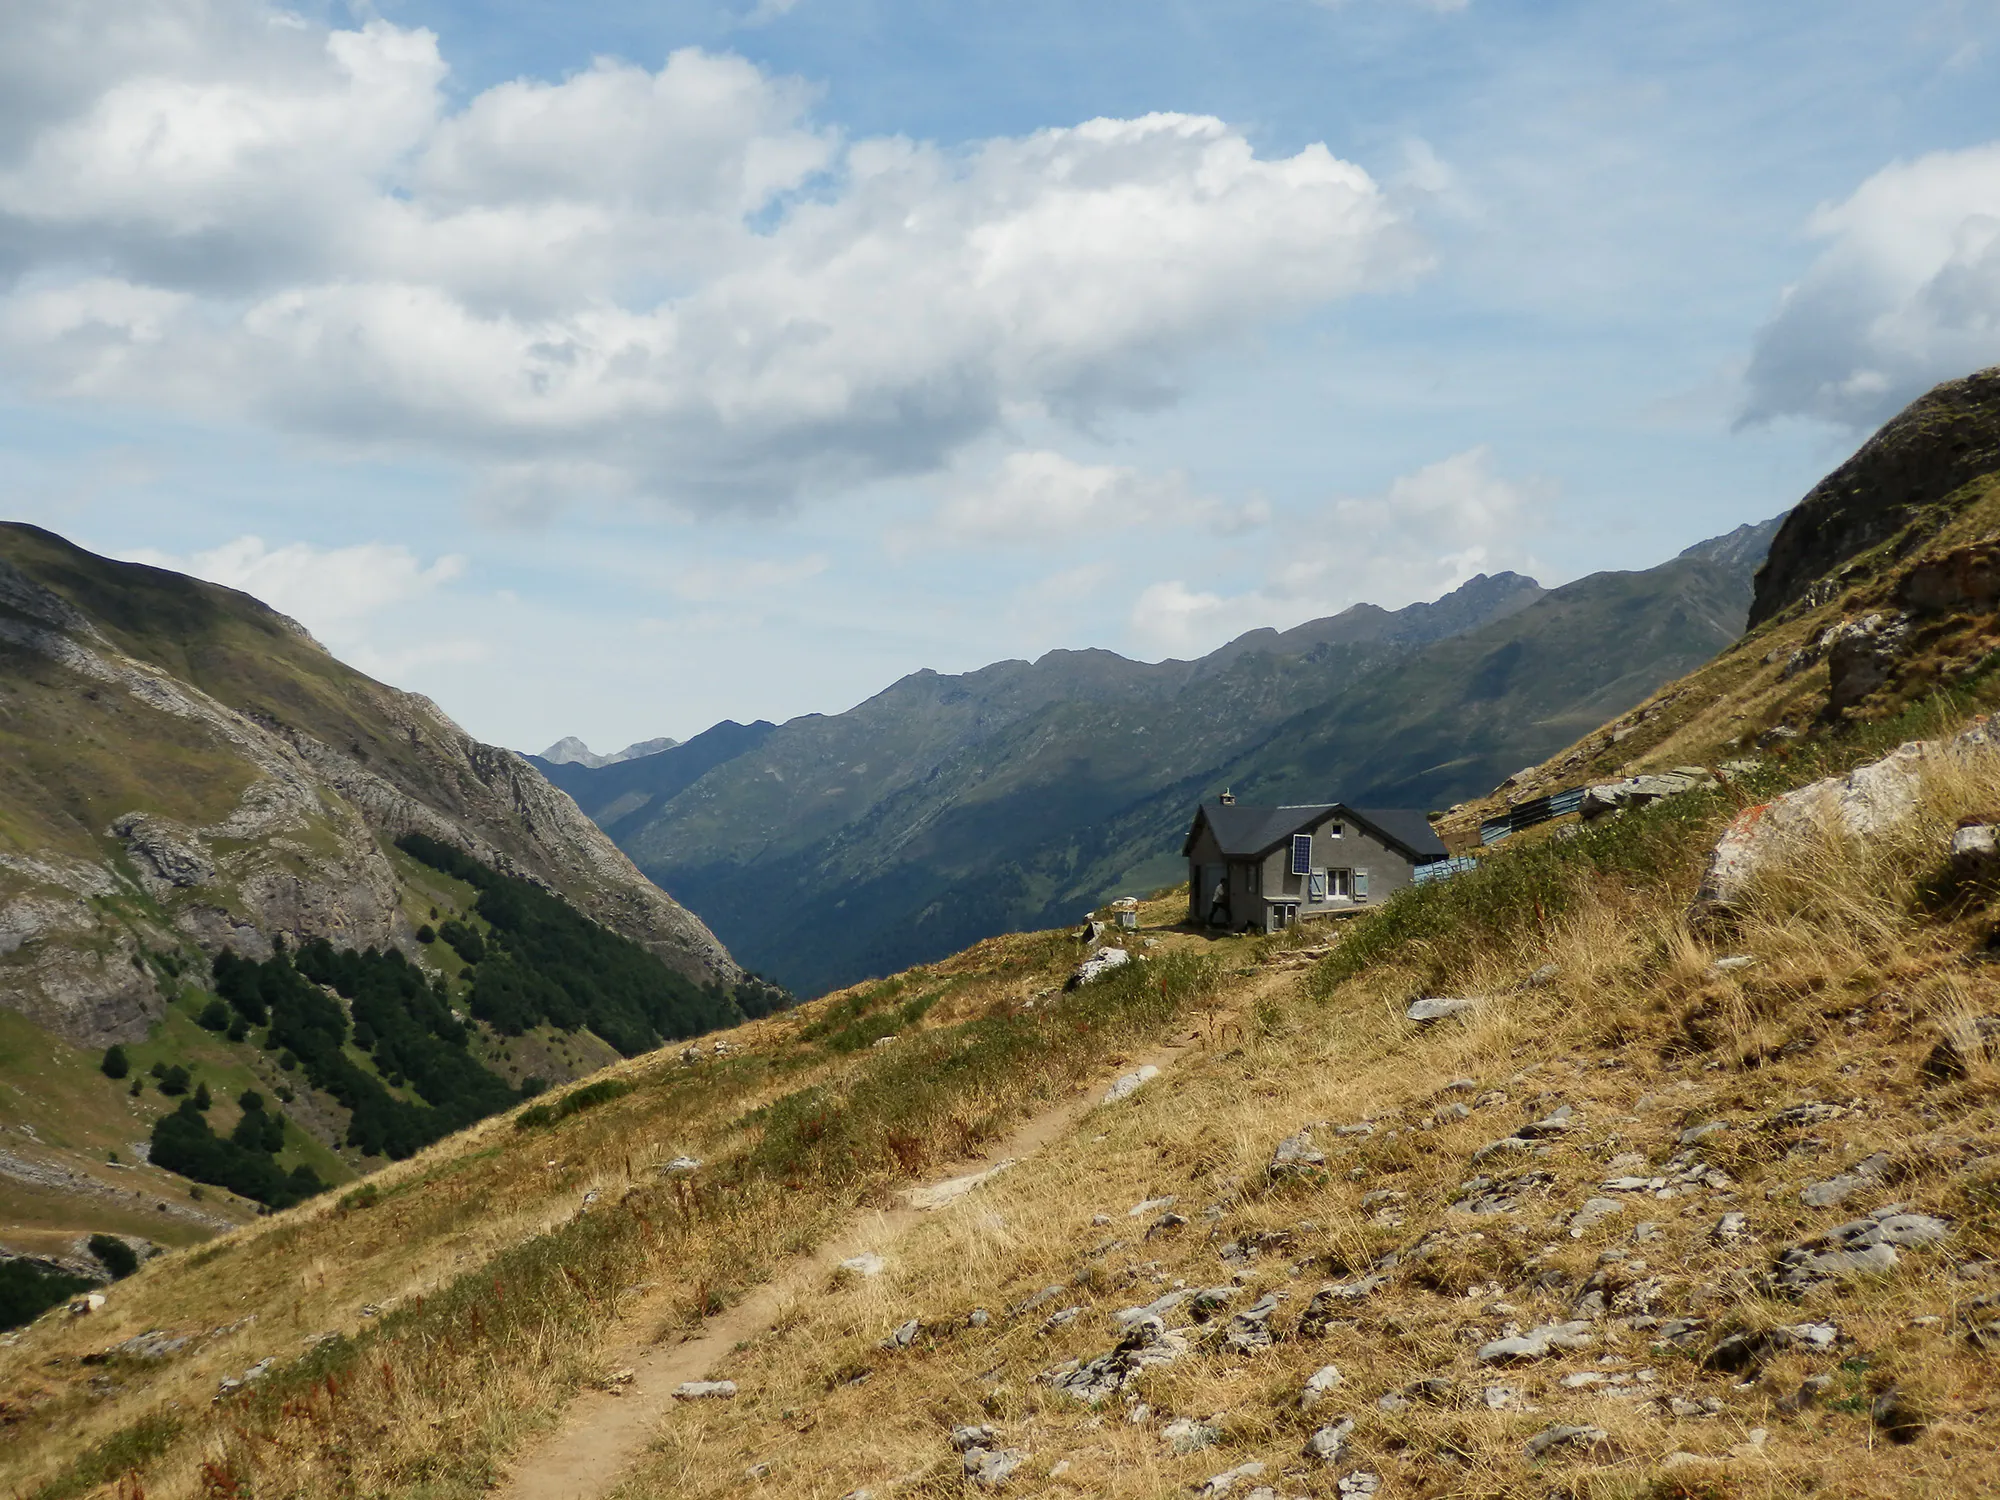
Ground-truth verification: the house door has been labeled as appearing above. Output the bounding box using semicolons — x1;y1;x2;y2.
1201;863;1227;926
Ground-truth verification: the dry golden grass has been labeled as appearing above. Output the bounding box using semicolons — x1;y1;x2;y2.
11;731;2000;1500
599;736;2000;1500
0;920;1219;1500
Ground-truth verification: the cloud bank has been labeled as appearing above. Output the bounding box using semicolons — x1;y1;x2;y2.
1128;446;1539;656
0;1;1421;512
1741;141;2000;428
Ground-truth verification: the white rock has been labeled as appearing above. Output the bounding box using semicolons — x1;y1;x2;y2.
1102;1065;1160;1104
839;1252;886;1278
1300;1364;1344;1408
907;1160;1016;1211
1407;996;1479;1024
1067;947;1132;988
674;1380;737;1399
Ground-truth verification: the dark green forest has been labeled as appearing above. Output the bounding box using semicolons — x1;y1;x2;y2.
146;837;788;1207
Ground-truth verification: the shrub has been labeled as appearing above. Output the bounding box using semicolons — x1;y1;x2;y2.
99;1044;128;1079
0;1258;95;1334
88;1234;138;1280
156;1064;190;1096
515;1077;633;1130
193;1082;211;1110
197;999;231;1032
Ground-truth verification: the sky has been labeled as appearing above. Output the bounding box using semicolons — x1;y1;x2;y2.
3;1;2000;754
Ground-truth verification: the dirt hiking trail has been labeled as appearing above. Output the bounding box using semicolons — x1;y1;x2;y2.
495;978;1280;1500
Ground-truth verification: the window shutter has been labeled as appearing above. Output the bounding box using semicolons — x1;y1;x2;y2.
1353;868;1371;898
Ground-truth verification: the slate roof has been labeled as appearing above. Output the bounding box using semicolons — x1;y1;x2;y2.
1183;799;1447;864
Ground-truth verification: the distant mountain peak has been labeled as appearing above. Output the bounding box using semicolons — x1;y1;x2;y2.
537;735;680;768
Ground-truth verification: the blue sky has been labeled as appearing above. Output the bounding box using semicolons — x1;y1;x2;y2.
3;0;1999;753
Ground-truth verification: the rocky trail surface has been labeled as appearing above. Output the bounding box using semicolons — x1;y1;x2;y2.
492;987;1272;1500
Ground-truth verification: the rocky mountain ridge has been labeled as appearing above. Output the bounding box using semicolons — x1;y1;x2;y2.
0;524;738;1048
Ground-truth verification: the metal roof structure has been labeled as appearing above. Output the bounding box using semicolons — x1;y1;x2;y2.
1181;799;1448;865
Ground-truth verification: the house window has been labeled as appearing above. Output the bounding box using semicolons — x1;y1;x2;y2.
1328;869;1351;898
1328;821;1343;838
1291;833;1312;875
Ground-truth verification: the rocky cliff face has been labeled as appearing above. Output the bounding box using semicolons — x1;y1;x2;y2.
1750;365;2000;628
0;526;737;1046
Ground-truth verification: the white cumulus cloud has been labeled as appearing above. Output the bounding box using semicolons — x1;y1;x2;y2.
1127;446;1542;657
1740;141;2000;428
122;535;468;646
0;1;1422;512
916;449;1269;548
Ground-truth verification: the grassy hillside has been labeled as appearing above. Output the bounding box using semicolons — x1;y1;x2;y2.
5;664;1998;1498
1436;367;2000;848
0;526;791;1311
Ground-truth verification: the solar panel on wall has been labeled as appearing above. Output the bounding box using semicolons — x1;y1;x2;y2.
1291;833;1312;875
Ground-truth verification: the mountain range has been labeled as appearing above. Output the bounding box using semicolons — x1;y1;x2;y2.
534;516;1782;997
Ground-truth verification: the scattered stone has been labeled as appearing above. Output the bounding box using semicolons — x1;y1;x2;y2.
1478;1321;1594;1363
908;1160;1016;1211
1199;1461;1266;1497
1569;1198;1625;1237
969;1308;991;1328
1871;1384;1928;1444
68;1292;106;1317
840;1252;886;1278
215;1357;275;1396
1950;823;2000;881
674;1380;737;1400
1783;1321;1841;1350
1377;1377;1455;1411
111;1329;191;1361
600;1366;636;1391
1300;1364;1343;1408
1163;1416;1220;1453
1067;947;1132;989
1693;725;1988;910
1524;1423;1614;1460
1482;1383;1526;1411
1800;1152;1891;1208
1129;1195;1176;1217
1772;1209;1950;1291
1268;1131;1326;1178
1337;1473;1381;1497
1710;955;1757;974
1518;1104;1576;1138
1043;1316;1189;1403
1092;1213;1112;1227
1295;1279;1384;1337
1014;1284;1065;1314
1303;1416;1355;1464
1712;1212;1751;1245
1679;1120;1729;1146
1407;996;1479;1024
881;1319;921;1350
1524;964;1561;987
1039;1307;1083;1334
658;1155;702;1174
963;1447;1027;1487
1220;1293;1282;1354
1632;1221;1661;1242
1103;1065;1159;1104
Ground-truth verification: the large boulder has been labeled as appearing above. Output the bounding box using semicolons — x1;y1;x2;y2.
1695;717;2000;910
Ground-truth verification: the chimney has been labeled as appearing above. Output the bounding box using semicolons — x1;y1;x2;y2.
1219;788;1235;806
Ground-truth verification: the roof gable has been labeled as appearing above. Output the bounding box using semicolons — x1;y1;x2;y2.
1183;800;1446;864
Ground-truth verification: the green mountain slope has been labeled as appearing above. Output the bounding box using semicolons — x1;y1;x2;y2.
556;536;1773;997
0;525;766;1265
